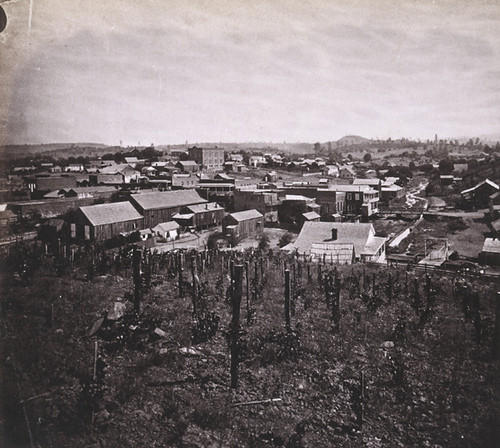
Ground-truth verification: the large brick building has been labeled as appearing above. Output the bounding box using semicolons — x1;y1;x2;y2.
188;146;225;171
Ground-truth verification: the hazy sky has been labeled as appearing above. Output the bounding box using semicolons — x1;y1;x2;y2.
1;0;499;146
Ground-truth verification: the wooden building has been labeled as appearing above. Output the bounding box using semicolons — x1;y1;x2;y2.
223;209;264;240
129;190;206;228
74;201;144;241
173;202;224;230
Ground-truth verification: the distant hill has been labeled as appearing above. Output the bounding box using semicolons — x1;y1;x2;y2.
0;143;109;161
335;135;370;146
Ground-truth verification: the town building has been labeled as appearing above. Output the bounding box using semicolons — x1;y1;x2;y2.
173;202;224;230
223;209;264;240
282;221;386;263
278;194;321;227
171;173;199;189
233;189;280;224
338;165;356;179
175;160;199;173
461;179;499;209
188;146;224;171
25;175;77;197
352;178;382;191
130;190;207;228
74;201;144;241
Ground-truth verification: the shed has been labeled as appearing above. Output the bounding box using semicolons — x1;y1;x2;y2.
152;221;180;240
480;238;500;266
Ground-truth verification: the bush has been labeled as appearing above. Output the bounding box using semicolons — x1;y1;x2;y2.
258;234;270;250
279;232;294;248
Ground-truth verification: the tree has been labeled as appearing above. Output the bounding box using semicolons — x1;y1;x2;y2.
363;153;372;163
438;158;454;174
313;142;322;154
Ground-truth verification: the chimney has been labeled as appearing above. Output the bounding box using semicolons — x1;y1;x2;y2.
331;228;337;241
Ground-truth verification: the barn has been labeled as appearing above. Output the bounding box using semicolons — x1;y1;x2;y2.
130;190;207;228
74;201;144;241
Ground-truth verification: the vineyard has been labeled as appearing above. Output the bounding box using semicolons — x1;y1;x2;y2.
1;242;499;447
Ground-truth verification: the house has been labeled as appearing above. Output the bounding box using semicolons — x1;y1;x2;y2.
171;173;199;189
327;185;379;217
461;179;499;209
352;178;382;191
381;184;405;202
228;153;244;163
278;194;321;227
480;238;500;266
282;221;386;263
233;189;280;223
65;186;117;200
173;202;224;230
74;201;144;241
64;163;84;172
249;156;267;167
152;221;180;240
90;173;124;185
322;165;339;177
130;189;207;228
188;146;225;171
223;209;264;240
175;160;199;173
124;157;142;167
0;204;16;227
338;165;356;179
98;164;140;183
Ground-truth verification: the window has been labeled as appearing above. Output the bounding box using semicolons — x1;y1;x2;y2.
355;193;360;200
347;193;352;200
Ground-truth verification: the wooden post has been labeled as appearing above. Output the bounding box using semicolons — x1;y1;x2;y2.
493;292;500;360
285;269;291;328
191;255;198;314
230;265;244;388
132;247;142;314
245;261;250;325
358;371;365;428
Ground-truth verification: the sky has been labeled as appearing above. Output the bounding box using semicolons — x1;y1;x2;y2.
0;0;499;146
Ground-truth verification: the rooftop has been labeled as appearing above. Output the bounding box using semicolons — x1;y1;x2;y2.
130;190;206;211
228;209;263;222
286;221;385;257
482;238;500;254
79;201;143;227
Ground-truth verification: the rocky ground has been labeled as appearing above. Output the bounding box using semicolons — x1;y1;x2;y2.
1;245;499;447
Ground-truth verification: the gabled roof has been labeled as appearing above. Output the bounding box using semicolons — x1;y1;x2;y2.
482;238;500;254
130;190;206;211
79;202;143;226
68;186;116;194
286;221;385;257
153;221;180;232
461;179;499;195
228;209;263;221
302;211;321;220
177;160;199;166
